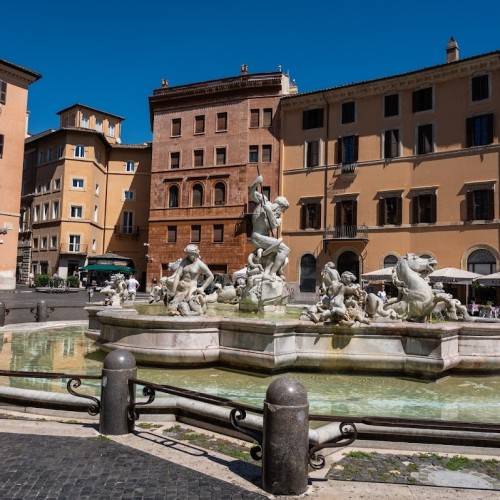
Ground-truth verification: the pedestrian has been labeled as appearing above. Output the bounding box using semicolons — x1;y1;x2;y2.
126;274;140;301
377;284;387;303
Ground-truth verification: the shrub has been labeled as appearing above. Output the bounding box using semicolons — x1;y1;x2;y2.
50;276;66;289
34;274;49;287
66;275;80;288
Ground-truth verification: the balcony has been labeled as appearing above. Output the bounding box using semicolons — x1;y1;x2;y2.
340;163;358;176
60;243;88;254
114;225;140;237
323;225;368;241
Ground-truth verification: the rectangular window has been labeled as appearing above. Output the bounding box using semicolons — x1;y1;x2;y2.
126;160;135;172
263;108;273;127
384;129;400;159
194;149;204;167
170;152;180;169
108;123;115;137
54;178;61;190
191;224;201;243
167;225;177;243
467;188;494;220
96;118;103;132
471;75;489;101
216;147;227;166
0;80;6;104
412;193;436;223
41;237;48;249
217;112;228;131
72;178;84;189
50;235;58;249
82;115;89;128
94;205;98;222
303;108;324;129
466;114;493;147
47;148;53;162
57;145;64;158
171;118;181;136
43;203;49;220
70;205;83;218
0;134;4;158
124;190;135;200
337;135;359;164
384;94;399;117
335;199;358;232
34;205;40;222
250;109;260;128
69;235;81;252
52;200;60;219
262;145;272;162
122;211;134;234
249;145;259;163
194;115;205;134
213;224;224;243
341;101;356;124
38;150;45;164
300;202;321;229
33;238;39;249
305;140;320;168
95;183;99;195
417;124;433;154
92;239;96;251
412;87;433;112
378;196;402;225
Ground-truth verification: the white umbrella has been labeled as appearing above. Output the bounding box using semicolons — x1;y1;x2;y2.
428;267;481;285
361;267;394;282
474;272;500;286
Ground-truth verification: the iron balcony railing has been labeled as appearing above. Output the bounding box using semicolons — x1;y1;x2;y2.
323;224;368;240
340;163;358;175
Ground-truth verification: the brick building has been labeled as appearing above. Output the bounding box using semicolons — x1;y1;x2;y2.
147;67;296;286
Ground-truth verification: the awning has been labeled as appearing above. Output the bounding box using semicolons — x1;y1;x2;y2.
428;267;481;285
474;272;500;286
83;264;135;274
361;267;394;282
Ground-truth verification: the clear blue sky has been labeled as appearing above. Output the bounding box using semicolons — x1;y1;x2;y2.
3;0;500;144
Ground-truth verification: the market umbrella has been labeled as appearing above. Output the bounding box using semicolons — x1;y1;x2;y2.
361;267;394;282
428;267;481;285
473;272;500;286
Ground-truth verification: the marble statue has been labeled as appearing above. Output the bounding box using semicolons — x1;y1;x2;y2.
166;245;214;316
239;175;290;311
100;273;128;306
431;281;471;321
149;259;182;304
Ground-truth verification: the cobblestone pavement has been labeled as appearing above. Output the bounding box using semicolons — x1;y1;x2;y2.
0;432;267;499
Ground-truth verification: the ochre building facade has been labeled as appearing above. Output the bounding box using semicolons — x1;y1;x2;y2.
280;42;499;303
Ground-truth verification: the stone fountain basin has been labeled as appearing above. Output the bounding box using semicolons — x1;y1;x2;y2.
85;305;500;378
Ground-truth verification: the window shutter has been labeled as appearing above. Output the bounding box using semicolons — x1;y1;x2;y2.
396;197;402;225
300;205;306;229
486;113;494;144
430;194;437;223
318;109;324;128
352;200;358;226
336;138;343;164
486;189;494;219
302;111;308;130
335;202;341;227
378;199;385;226
313;203;321;229
412;196;418;223
311;141;319;166
466;191;474;221
353;136;359;162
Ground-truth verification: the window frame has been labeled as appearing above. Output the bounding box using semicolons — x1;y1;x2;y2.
249;145;259;163
262;144;272;163
214;182;226;206
0;80;6;104
126;160;135;172
193;149;204;167
412;87;433;113
70;205;83;219
471;74;490;102
384;93;399;118
171;118;182;137
303;108;324;130
216;112;228;132
466;186;495;221
170;151;180;169
68;234;81;252
416;123;434;154
213;224;224;243
412;191;437;224
194;115;205;135
341;101;356;124
466;113;493;147
300;200;322;230
167;225;177;243
192;183;204;207
383;128;400;159
378;195;402;226
250;109;260;128
263;108;273;128
337;135;359;164
168;185;180;208
124;190;136;201
71;178;85;189
75;145;85;158
215;147;227;166
191;224;201;243
305;140;320;168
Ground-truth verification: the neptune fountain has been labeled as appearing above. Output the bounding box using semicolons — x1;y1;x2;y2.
86;175;499;379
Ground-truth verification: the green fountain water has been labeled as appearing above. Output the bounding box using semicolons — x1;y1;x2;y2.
1;326;499;423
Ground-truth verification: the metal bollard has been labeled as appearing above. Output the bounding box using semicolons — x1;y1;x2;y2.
99;349;137;435
36;300;48;322
262;377;310;496
0;301;6;327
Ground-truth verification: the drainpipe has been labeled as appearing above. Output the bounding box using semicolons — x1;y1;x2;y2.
102;145;110;254
321;92;330;255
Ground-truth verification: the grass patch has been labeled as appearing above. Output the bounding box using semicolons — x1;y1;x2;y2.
405;462;419;472
343;450;375;459
97;434;111;442
136;422;163;431
445;455;473;471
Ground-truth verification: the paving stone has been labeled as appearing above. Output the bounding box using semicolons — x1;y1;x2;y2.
0;433;267;499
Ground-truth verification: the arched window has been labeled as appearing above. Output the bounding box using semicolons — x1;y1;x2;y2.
383;254;399;268
337;250;359;280
126;160;135;172
468;249;496;275
214;182;226;206
75;145;85;158
169;185;179;208
192;184;204;207
300;254;317;292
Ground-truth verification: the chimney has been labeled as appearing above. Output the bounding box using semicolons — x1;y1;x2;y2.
446;37;459;63
240;64;248;75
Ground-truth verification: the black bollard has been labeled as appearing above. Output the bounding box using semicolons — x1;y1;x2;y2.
99;349;137;435
0;301;5;327
262;377;309;496
36;300;48;322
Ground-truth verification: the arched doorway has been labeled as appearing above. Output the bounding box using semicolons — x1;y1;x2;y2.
468;248;497;304
337;251;359;280
300;254;317;292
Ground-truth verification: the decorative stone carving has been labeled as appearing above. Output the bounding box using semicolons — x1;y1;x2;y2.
100;273;128;306
239;175;290;312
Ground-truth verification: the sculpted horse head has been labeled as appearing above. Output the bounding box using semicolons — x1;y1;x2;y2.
404;253;437;277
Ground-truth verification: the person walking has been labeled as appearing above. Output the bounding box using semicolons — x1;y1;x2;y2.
126;275;140;301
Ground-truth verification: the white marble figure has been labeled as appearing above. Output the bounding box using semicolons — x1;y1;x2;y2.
239;175;290;311
431;281;471;321
149;259;182;304
100;273;128;306
167;245;214;316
